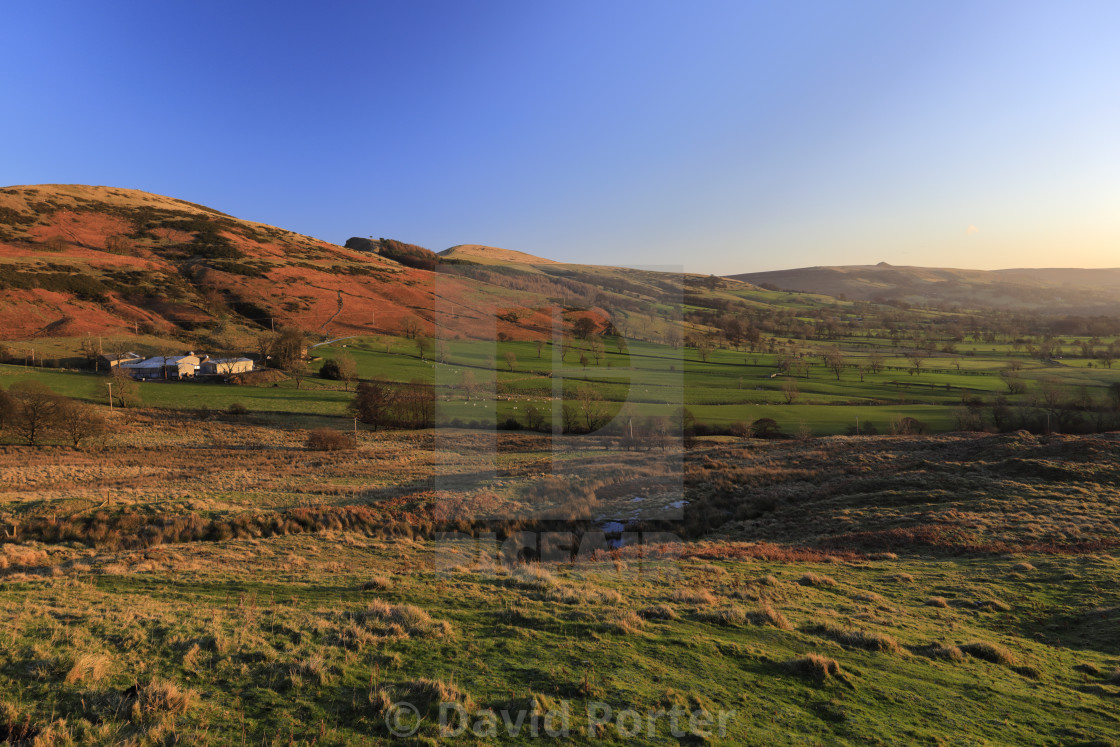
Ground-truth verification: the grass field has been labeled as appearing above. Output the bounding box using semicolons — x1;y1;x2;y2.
2;422;1119;744
7;326;1118;438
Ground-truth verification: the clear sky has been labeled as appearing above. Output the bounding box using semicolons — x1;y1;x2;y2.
2;1;1118;273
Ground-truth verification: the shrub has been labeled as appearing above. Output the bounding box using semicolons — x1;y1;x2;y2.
305;428;354;451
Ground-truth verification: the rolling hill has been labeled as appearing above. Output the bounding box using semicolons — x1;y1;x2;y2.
729;262;1120;313
438;243;558;265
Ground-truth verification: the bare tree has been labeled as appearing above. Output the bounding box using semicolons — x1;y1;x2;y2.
349;381;396;431
415;335;432;361
824;347;846;380
106;369;141;408
0;387;14;435
284;357;310;390
8;381;62;446
255;332;275;364
905;350;929;375
504;351;517;371
399;316;422;340
577;385;608;432
336;352;358;391
781;378;800;405
461;370;478;401
58;400;107;448
524;404;544;431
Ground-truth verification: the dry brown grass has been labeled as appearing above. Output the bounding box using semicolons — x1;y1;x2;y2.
62;653;110;685
671;588;717;605
510;564;557;590
798;572;838;587
134;679;195;719
925;596;950;608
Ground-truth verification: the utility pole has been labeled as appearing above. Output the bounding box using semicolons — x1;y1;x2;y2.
353;416;358;444
108;382;114;413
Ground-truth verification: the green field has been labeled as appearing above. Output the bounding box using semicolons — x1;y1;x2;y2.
6;324;1119;437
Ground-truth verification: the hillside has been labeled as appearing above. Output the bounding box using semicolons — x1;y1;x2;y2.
0;185;613;343
729;262;1120;312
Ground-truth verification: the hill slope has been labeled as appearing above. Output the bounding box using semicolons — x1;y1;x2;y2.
0;185;608;342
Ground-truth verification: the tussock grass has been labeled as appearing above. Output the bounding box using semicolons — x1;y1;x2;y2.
62;653;110;685
401;677;472;710
638;604;678;620
700;602;792;630
959;642;1018;666
671;588;717;605
509;564;557;590
134;679;195;719
798;572;838;587
854;592;887;605
351;599;452;638
925;597;950;608
921;643;965;662
361;575;392;591
786;654;848;685
810;623;903;654
290;655;332;686
599;610;645;635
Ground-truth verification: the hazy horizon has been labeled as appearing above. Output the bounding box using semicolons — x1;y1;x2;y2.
3;1;1118;274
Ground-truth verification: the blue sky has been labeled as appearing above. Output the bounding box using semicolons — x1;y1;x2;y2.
2;1;1117;273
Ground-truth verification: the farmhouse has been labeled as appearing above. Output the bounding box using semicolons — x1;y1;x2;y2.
200;357;254;376
120;354;205;380
98;352;141;370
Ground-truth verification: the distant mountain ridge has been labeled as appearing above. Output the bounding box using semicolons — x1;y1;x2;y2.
728;263;1120;312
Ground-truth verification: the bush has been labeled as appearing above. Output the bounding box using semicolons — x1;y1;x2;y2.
305;428;354;451
320;359;342;380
